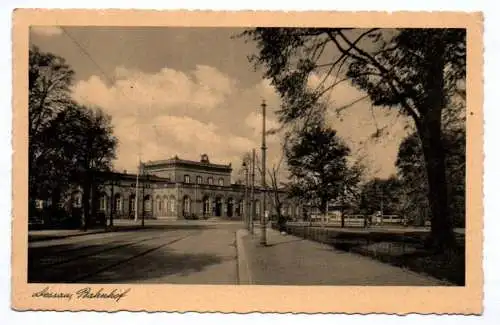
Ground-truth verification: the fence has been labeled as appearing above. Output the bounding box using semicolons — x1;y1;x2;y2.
294;214;404;228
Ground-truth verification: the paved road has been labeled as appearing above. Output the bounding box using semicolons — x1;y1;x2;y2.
28;222;241;284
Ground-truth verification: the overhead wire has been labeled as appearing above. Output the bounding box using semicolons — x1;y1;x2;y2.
60;26;144;170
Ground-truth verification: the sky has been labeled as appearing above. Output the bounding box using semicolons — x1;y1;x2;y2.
29;26;412;181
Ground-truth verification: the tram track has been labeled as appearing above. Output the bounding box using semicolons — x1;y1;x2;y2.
69;233;195;283
29;232;174;269
29;231;198;283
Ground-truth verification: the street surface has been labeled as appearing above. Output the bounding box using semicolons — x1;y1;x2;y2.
29;222;240;284
28;220;448;286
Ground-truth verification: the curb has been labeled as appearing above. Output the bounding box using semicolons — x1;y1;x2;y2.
28;225;148;243
236;229;252;285
28;230;106;243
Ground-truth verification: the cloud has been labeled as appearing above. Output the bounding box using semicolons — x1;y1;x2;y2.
72;64;408;181
72;65;234;121
31;26;63;36
111;114;257;174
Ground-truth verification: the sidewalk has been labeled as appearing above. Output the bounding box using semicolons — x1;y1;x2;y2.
238;228;448;286
28;220;146;242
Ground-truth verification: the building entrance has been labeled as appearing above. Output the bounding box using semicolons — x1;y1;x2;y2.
214;197;222;217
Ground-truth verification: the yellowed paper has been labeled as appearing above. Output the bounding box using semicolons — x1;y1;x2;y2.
12;10;483;314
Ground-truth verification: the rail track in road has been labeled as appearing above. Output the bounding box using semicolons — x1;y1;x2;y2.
28;231;198;283
29;232;175;269
69;233;194;283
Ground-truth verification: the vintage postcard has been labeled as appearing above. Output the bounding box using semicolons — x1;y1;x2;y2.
11;10;483;314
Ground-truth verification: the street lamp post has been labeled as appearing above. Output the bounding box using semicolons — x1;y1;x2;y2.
250;148;256;235
260;100;267;246
243;161;249;230
142;173;149;227
109;175;119;229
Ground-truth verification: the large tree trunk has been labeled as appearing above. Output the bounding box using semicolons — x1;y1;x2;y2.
419;121;455;251
415;36;456;252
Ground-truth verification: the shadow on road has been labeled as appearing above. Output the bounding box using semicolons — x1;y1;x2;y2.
29;238;230;284
264;238;305;247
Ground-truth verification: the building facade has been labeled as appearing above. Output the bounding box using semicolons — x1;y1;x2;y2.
66;154;304;222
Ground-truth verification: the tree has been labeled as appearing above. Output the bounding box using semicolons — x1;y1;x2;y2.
286;123;355;219
61;104;117;229
396;99;465;227
29;46;117;228
241;28;465;251
29;45;75;201
240;148;290;223
358;176;402;216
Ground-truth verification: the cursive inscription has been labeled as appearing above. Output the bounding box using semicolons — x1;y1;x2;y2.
32;286;73;300
32;286;130;302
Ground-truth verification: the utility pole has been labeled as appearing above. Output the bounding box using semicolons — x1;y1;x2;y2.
142;173;147;227
251;148;256;235
134;160;140;222
243;161;249;230
260;100;267;246
110;174;115;229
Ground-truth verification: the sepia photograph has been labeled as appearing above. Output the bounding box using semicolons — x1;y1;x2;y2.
12;10;483;313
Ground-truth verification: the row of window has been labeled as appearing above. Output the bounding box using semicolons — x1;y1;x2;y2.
184;175;225;186
71;192;302;216
97;194;177;214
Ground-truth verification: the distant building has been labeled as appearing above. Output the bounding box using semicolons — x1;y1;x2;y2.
62;154;304;222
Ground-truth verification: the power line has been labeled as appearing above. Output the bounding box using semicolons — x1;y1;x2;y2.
60;27;115;86
60;26;143;167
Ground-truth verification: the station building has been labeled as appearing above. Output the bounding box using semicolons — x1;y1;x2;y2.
67;154;304;221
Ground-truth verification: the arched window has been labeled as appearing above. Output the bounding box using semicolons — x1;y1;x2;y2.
144;195;152;212
114;194;122;212
99;193;107;211
170;196;176;213
163;196;168;215
129;194;136;212
255;200;260;216
184;175;191;183
156;196;162;212
196;176;202;184
203;196;210;215
183;196;191;214
208;177;214;185
227;198;234;217
218;178;224;186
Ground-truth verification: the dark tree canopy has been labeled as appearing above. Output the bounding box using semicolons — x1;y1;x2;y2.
358;176;402;216
29;46;117;221
286;123;356;214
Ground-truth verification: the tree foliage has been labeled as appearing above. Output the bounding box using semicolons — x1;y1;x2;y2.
286;123;357;215
241;27;465;250
29;46;117;227
396;99;465;227
357;176;402;216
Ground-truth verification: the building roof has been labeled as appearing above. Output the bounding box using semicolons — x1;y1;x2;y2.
143;154;232;171
93;170;174;183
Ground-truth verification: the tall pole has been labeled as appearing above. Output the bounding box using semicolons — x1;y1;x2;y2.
134;160;140;222
251;148;256;235
142;174;146;227
110;176;115;228
244;162;249;230
260;100;267;246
